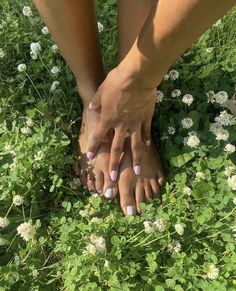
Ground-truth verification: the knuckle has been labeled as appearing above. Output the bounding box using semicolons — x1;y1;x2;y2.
112;146;122;154
132;143;142;152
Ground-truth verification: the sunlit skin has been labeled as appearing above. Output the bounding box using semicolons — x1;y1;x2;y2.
33;0;236;215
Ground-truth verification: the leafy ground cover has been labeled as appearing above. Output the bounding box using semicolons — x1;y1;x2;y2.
0;1;236;290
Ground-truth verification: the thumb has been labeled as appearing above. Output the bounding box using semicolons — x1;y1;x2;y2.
89;90;101;111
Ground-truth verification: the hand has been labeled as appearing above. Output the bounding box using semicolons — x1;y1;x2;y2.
87;66;156;181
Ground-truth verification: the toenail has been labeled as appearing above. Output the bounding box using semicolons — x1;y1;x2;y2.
86;151;94;160
89;102;93;109
110;170;118;181
104;188;113;199
146;140;151;146
158;178;164;186
134;165;141;176
127;206;136;216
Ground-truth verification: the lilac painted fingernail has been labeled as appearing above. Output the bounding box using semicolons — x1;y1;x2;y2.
86;151;94;160
127;206;136;216
110;170;118;181
146;140;151;146
134;165;141;176
104;188;113;198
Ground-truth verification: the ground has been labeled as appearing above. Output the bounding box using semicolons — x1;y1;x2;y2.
0;1;236;290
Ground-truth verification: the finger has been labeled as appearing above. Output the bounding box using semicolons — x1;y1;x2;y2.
131;129;142;176
87;122;109;159
142;118;152;146
109;128;126;182
89;88;101;111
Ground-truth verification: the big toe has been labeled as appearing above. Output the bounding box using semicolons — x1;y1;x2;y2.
119;175;137;216
103;173;118;200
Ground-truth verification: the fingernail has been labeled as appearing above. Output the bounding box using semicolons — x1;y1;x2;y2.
134;165;141;176
86;151;94;160
110;171;118;181
89;102;93;109
146;140;151;146
104;188;113;198
127;206;136;216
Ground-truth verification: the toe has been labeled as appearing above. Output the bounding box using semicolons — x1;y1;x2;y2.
103;173;118;199
144;180;153;201
119;177;137;215
135;180;146;213
94;171;104;194
87;172;96;193
150;178;160;198
80;169;87;187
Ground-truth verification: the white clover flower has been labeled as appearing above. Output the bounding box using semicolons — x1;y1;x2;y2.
215;110;236;126
215;91;228;104
0;235;8;246
97;21;104;33
224;144;236;153
169;69;179;81
30;42;41;60
17;222;35;241
171;89;181;97
206;47;213;53
34;151;44;161
79;209;87;217
51;44;58;53
22;6;32;17
9;157;18;171
143;221;154;234
4;143;12;152
224;165;235;177
228;175;236;191
69;178;81;190
182;94;194;106
183;186;192;196
153;218;165;232
209;122;223;135
207;264;219;280
168;126;176;135
0;48;5;58
196;171;205;180
50;81;60;92
51;66;61;76
88;234;107;254
163;74;170;81
13;195;24;206
182;118;193;129
21;127;32;135
41;26;49;35
215;128;229;141
186;133;200;148
168;240;181;254
17;63;27;72
156;90;164;103
233;197;236;205
206;91;215;103
0;217;9;229
26;118;34;127
83;243;97;255
90;217;102;224
174;223;184;236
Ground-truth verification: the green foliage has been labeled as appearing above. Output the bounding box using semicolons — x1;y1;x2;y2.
0;0;236;290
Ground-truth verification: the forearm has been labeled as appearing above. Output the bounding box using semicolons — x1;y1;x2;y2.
119;0;236;88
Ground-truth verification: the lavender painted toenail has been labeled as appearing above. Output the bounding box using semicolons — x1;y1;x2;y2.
110;170;118;181
104;188;113;198
127;206;136;216
146;140;151;146
86;151;94;160
134;165;141;176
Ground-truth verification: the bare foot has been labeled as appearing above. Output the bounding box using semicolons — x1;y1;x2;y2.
118;139;165;215
74;107;118;199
